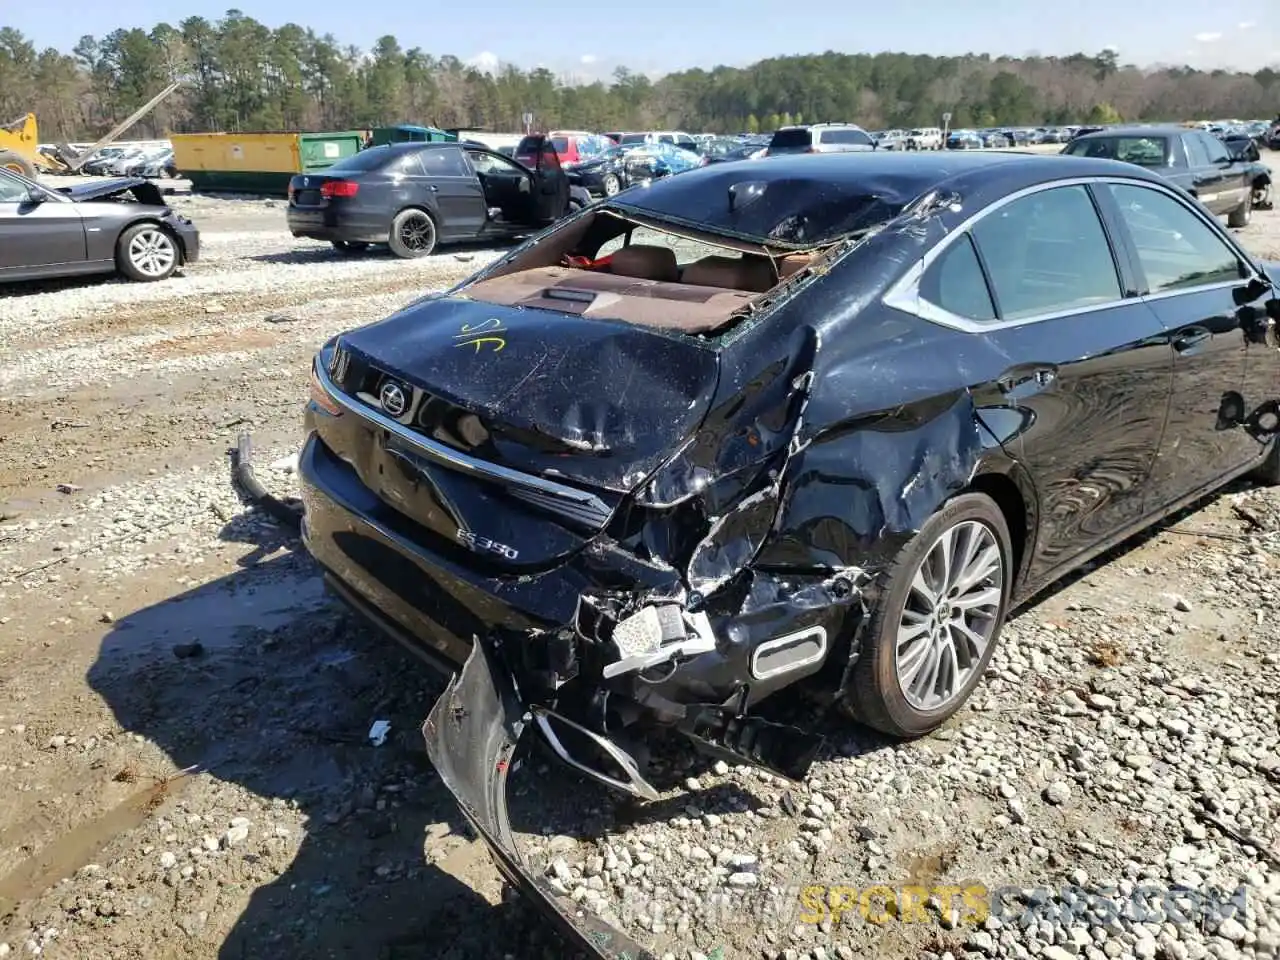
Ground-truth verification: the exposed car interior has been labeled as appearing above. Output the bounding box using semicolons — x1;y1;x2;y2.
461;211;823;335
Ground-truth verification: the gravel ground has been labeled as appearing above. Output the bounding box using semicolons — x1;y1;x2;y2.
0;188;1277;960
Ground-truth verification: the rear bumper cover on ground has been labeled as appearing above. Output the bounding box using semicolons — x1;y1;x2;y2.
423;640;657;960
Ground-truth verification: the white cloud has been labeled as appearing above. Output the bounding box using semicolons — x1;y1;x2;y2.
580;53;597;65
465;50;499;74
1238;20;1256;29
1193;31;1223;42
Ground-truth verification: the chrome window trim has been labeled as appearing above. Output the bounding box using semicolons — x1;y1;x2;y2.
881;174;1263;333
312;356;614;527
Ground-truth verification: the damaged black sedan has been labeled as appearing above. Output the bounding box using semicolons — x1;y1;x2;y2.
298;151;1280;957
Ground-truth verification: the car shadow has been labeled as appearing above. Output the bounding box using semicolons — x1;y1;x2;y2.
0;272;124;296
246;238;520;267
84;547;577;959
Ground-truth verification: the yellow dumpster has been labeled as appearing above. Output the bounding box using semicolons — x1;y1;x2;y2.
170;130;366;195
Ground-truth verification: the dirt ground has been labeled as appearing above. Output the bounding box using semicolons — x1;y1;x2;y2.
0;177;1278;960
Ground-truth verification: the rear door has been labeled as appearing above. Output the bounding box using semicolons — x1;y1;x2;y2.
0;172;86;275
912;181;1172;581
1099;180;1258;506
411;147;487;240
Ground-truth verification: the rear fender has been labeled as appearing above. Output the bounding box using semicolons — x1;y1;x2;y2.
757;388;1013;583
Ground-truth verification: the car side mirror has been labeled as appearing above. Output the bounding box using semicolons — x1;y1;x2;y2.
1233;275;1271;306
23;190;44;205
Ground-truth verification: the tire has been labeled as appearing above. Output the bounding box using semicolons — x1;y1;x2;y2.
1252;181;1272;211
1250;441;1280;485
388;208;437;258
1228;189;1252;229
602;173;621;196
331;240;369;254
842;492;1013;738
0;149;36;179
116;223;179;282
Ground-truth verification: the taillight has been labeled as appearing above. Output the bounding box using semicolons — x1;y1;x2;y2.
320;179;359;199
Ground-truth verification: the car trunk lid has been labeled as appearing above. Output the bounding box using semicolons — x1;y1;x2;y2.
288;173;359;209
314;295;720;569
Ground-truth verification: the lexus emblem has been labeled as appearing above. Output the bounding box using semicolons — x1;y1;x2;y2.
379;381;408;417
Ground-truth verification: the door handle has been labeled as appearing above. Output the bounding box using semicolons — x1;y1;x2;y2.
428;184;438;192
996;365;1057;395
1172;329;1210;352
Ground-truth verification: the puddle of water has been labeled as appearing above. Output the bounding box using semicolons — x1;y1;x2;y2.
101;572;328;660
0;774;191;917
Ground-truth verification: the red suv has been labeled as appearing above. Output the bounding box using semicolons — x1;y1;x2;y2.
515;132;609;168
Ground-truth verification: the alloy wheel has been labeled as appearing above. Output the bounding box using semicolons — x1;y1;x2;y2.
894;519;1004;711
602;174;620;196
127;228;176;278
399;213;436;252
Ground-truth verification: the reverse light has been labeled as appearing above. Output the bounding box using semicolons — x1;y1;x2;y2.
309;365;343;416
320;179;359;199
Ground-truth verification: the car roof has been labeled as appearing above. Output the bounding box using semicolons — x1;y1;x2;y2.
1074;126;1184;139
608;151;1168;246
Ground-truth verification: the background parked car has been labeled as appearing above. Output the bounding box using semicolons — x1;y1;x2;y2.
1062;126;1256;226
699;137;767;164
286;138;587;258
0;167;198;283
515;132;612;168
766;122;876;155
563;144;635;197
947;129;984;150
616;130;700;153
905;127;943;150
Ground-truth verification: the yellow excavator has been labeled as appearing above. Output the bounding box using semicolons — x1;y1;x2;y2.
0;81;183;178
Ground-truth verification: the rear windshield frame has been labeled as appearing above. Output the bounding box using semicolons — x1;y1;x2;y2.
324;146;420;174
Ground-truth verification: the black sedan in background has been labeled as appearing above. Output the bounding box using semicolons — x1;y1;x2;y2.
563;145;634;197
1063;125;1255;226
299;150;1280;957
0;168;199;284
287;137;589;258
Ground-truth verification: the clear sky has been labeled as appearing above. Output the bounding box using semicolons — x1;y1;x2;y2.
6;0;1278;79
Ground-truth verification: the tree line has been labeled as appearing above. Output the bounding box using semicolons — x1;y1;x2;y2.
1;13;1277;142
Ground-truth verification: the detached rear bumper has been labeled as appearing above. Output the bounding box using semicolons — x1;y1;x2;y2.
424;641;657;960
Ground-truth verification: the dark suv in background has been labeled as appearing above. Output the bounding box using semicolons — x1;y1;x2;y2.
1063;125;1257;227
766;123;876;155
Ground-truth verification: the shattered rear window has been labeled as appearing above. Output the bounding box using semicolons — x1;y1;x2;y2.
612;175;909;246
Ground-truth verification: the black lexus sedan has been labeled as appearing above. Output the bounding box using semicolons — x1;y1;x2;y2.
286;137;588;258
297;151;1280;958
0;168;199;284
